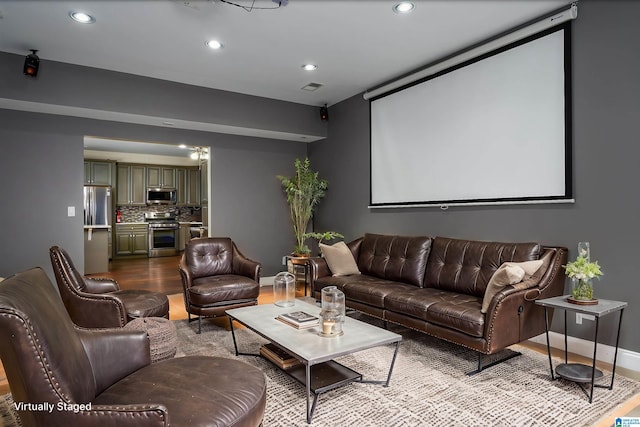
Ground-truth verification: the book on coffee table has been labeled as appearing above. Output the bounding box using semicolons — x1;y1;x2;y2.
260;343;302;369
276;311;319;329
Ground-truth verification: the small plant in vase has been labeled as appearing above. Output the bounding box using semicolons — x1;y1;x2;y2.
564;252;603;303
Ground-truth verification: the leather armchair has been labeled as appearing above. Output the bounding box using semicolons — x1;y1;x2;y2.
49;246;169;328
0;267;266;427
179;237;261;333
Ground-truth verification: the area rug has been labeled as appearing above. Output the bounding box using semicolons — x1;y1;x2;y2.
2;316;640;427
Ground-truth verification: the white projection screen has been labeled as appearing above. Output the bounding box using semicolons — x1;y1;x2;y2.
370;23;572;207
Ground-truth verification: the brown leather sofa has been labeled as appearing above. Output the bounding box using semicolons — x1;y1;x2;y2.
179;238;261;333
0;267;266;427
309;233;567;373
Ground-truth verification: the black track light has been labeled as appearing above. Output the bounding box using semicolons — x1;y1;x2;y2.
320;104;329;122
23;49;40;78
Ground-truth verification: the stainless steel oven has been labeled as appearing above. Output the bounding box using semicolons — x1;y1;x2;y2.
145;212;179;257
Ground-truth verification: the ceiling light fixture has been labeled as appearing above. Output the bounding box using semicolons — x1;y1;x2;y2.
392;2;415;14
205;40;223;50
302;64;318;71
190;147;209;161
69;11;96;24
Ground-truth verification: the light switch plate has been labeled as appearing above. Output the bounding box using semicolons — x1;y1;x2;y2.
67;206;75;217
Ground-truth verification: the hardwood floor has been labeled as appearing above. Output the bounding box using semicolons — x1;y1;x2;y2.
89;255;185;295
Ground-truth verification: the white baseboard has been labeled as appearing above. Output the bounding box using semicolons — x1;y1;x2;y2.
260;276;275;286
528;332;640;374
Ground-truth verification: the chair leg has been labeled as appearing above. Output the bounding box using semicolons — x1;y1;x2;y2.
198;316;202;334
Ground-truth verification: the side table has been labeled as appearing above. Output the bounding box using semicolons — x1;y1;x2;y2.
286;256;320;297
535;295;627;403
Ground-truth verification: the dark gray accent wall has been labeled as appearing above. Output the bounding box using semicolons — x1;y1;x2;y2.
0;108;305;280
0;124;84;281
309;1;640;352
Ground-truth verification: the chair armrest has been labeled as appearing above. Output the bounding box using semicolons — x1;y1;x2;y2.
84;277;120;293
76;327;151;395
178;254;193;288
70;292;129;328
232;243;261;282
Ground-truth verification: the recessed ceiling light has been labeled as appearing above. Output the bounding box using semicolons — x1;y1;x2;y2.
392;2;415;14
69;11;95;24
179;144;187;149
302;64;318;71
206;40;223;50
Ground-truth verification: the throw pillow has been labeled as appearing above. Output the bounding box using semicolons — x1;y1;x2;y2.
319;241;361;277
481;263;525;313
481;259;545;313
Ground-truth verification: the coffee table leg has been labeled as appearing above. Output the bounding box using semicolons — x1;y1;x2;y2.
306;364;312;423
228;316;240;356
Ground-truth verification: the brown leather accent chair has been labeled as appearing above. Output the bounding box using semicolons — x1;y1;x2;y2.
49;246;169;328
179;237;261;333
0;268;266;427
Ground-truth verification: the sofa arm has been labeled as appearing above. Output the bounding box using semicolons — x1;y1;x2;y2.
84;277;120;293
77;327;151;395
483;246;567;353
308;257;331;292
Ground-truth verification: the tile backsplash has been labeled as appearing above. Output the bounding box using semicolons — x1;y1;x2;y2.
116;205;202;223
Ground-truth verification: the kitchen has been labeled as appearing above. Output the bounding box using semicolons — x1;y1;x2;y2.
83;137;209;274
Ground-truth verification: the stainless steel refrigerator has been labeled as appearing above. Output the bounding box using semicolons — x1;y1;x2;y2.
84;186;112;274
84;186;112;226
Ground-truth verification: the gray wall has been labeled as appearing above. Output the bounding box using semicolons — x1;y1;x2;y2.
309;1;640;351
0;50;316;279
0;109;305;279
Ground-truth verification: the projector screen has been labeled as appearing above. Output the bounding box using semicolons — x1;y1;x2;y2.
370;23;572;207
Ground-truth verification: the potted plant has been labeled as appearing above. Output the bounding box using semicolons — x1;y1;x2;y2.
277;158;338;256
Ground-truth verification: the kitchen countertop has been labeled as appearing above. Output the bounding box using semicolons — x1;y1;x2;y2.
84;225;112;230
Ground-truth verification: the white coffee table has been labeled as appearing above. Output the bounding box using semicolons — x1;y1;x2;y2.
226;300;401;423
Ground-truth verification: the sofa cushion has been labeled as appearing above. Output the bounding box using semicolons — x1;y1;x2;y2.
425;294;486;338
425;237;542;297
357;234;432;287
480;263;525;313
342;278;416;308
384;287;455;321
320;241;361;276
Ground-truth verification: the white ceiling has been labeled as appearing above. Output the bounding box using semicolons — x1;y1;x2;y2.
0;0;572;108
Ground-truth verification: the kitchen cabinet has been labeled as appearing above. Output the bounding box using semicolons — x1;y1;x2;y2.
187;168;201;206
147;166;176;188
175;168;187;206
115;224;148;256
116;164;146;206
175;167;200;206
84;161;114;186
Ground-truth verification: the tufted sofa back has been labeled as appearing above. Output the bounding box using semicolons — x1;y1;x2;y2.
184;238;234;279
425;237;542;297
356;233;432;287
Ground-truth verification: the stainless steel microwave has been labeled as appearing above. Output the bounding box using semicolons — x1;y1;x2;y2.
146;188;177;205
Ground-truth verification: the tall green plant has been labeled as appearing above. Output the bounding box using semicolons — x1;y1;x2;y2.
277;158;328;255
